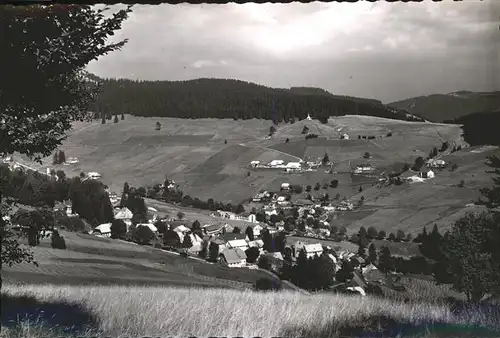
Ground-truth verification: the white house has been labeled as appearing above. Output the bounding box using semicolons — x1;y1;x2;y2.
226;239;249;251
252;224;264;237
281;183;290;190
426;159;446;168
248;214;257;223
174;225;190;235
276;196;286;203
295;241;323;258
248;239;264;249
285;162;301;170
221;248;247;267
341;133;350;140
67;157;79;164
419;168;435;179
93;223;111;237
269;160;284;167
306;113;312;121
250;160;260;168
114;207;133;221
87;172;101;179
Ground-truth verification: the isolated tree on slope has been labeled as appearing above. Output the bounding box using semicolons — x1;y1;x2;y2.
182;233;193;249
245;226;254;241
378;246;393;273
0;4;132;267
438;212;498;302
368;243;377;264
322;153;329;166
114;115;119;123
110;219;127;239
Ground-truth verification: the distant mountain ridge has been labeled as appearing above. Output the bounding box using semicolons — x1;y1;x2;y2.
388;91;500;122
89;76;424;123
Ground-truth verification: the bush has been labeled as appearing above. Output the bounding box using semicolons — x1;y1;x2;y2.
110;219;127;239
254;277;282;291
245;247;260;263
305;134;318;140
51;231;66;249
134;226;154;245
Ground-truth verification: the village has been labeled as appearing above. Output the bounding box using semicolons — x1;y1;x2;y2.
2;139;453;297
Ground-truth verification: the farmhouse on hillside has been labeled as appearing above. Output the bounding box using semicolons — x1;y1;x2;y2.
248;239;264;250
294;241;323;259
419;167;435;179
426;159;446;168
203;222;225;236
114;207;133;221
226;238;249;251
92;223;111;237
285;162;301;170
220;248;247;267
252;224;264;237
210;237;227;253
269;160;284;167
86;172;101;180
341;133;350;140
250;160;260;168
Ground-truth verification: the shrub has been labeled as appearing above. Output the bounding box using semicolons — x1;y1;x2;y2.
133;226;154;245
254;277;281;291
110;219;127;239
245;247;260;263
305;134;318;140
50;231;66;249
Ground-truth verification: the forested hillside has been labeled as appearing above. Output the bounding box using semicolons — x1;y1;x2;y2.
90;76;424;123
389;91;500;122
450;110;500;146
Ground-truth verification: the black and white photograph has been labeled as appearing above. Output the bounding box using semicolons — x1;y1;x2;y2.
1;1;500;337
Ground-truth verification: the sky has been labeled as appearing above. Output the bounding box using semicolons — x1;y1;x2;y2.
87;1;500;103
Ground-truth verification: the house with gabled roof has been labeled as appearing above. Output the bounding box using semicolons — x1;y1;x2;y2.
226;239;249;251
294;241;323;259
203;222;225;236
93;223;111;237
220;232;248;243
221;248;247;267
248;239;264;249
114;207;133;220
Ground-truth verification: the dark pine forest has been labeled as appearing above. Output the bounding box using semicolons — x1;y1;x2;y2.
89;75;424;123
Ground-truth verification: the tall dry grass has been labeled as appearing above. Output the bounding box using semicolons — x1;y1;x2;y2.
2;284;499;338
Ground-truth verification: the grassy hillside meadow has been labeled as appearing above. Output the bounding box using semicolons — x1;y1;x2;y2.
339;145;500;235
16;115;463;202
3;283;500;338
13;114;499;236
1;230;283;290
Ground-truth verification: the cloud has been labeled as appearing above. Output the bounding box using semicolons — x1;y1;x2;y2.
87;1;500;103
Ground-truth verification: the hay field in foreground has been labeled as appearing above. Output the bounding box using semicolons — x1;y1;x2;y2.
3;284;500;338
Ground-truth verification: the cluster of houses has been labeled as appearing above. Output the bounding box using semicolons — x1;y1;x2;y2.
212;210;258;223
250;159;303;172
398;167;435;183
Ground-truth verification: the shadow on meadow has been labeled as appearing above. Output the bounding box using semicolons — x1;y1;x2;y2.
1;293;99;335
279;314;500;338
